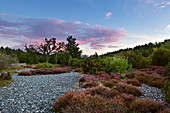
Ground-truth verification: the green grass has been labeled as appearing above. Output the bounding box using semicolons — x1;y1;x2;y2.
0;79;14;87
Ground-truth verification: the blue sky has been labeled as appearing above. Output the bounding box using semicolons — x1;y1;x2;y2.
0;0;170;55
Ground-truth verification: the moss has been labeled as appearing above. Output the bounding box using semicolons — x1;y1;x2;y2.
0;79;14;87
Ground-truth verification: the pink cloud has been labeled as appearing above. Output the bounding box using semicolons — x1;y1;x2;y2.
0;14;127;50
105;12;112;20
0;13;5;16
129;34;153;40
108;45;124;48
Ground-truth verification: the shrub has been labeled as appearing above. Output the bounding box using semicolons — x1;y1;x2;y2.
82;81;99;88
152;48;170;66
74;68;82;72
79;75;97;83
53;91;127;113
18;71;32;76
35;62;55;68
52;91;77;112
126;78;142;86
120;51;150;69
57;53;72;66
161;80;170;103
81;57;104;74
134;71;165;88
94;71;111;81
165;62;170;76
103;79;119;88
116;82;143;96
103;57;132;74
85;86;119;98
0;53;17;70
0;72;12;80
69;58;81;67
131;99;166;113
125;71;136;79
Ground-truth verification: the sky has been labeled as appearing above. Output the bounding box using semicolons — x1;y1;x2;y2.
0;0;170;55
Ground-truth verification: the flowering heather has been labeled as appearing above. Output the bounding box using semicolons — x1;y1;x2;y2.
116;82;143;96
53;90;127;113
131;98;167;113
79;75;97;83
19;67;71;76
18;71;32;76
82;81;99;88
111;74;122;79
74;68;82;72
126;78;142;86
102;79;119;88
94;71;111;81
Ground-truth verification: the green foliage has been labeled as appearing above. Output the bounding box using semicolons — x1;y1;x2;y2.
66;36;82;59
48;54;57;64
69;58;81;67
57;53;72;66
160;41;170;49
103;57;132;74
165;62;170;76
0;53;17;70
152;48;170;66
81;57;103;74
161;80;170;103
120;51;150;69
35;62;55;68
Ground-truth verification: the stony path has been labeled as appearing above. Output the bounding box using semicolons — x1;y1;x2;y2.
0;70;83;113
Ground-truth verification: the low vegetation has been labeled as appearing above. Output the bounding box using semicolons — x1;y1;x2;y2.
0;72;13;87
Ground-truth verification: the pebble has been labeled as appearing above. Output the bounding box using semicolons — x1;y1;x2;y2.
138;84;170;108
0;70;84;112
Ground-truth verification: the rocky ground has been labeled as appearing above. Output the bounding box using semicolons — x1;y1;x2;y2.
0;70;84;113
0;69;169;113
138;84;170;108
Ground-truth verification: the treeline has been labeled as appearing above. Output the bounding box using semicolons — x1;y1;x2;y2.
0;36;82;65
101;39;170;57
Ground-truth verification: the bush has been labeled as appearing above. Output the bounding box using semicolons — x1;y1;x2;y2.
161;80;170;103
152;48;170;66
82;81;99;88
116;82;143;96
52;91;127;113
165;62;170;76
69;58;81;67
0;53;17;70
81;57;104;74
126;78;142;86
94;71;111;81
35;62;55;68
103;79;119;88
74;68;82;72
120;51;150;69
103;57;132;74
134;71;165;88
131;99;166;113
0;72;12;80
57;53;72;66
85;86;120;98
79;75;97;83
18;71;32;76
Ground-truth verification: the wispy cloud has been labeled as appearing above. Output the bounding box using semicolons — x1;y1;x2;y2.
108;45;124;48
154;0;170;8
165;24;170;31
129;34;154;40
0;14;127;50
105;12;112;20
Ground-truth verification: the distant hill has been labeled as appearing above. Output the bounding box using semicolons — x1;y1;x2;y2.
100;39;170;57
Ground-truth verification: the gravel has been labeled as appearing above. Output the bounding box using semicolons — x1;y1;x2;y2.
138;84;170;108
0;70;84;113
